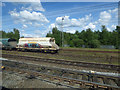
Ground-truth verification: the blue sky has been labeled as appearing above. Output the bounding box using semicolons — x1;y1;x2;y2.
1;0;119;37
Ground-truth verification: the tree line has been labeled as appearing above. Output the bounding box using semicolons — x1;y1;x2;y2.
0;28;20;42
46;25;120;49
0;26;119;49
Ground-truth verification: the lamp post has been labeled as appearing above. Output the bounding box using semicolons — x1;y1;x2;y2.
61;17;64;47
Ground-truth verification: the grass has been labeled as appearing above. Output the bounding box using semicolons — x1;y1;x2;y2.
61;47;119;51
1;48;119;65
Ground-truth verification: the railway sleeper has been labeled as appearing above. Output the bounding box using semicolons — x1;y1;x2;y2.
108;79;118;86
82;75;88;81
93;76;99;83
68;80;75;86
4;66;120;89
97;77;104;84
3;60;120;88
103;78;113;85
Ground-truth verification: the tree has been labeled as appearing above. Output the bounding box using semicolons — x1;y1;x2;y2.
83;28;95;47
73;39;84;47
111;26;120;49
0;31;7;38
51;27;62;46
0;28;20;42
45;25;119;49
46;31;53;37
89;39;100;48
6;31;14;39
13;28;20;42
99;25;110;45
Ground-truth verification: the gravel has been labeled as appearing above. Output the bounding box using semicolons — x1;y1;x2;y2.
2;71;69;88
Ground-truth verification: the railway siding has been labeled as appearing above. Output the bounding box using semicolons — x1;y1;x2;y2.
2;59;120;89
2;54;120;71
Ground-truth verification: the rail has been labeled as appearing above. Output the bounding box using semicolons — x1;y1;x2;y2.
2;54;120;71
2;60;120;89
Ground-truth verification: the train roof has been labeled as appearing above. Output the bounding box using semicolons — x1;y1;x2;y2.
19;37;54;41
0;38;10;40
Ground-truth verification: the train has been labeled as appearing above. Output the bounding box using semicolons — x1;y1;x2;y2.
0;37;59;53
0;38;17;50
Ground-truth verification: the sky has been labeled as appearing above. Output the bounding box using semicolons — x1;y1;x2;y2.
0;0;119;37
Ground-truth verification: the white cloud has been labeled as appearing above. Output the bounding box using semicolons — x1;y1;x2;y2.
107;27;111;32
9;10;49;26
56;16;70;25
111;25;116;30
21;33;33;37
104;25;116;32
48;23;78;34
65;29;76;34
49;23;56;29
8;0;47;31
34;29;51;37
96;8;118;27
55;14;92;28
34;30;42;37
70;18;81;27
109;8;118;13
84;23;96;30
21;30;25;32
34;23;42;27
21;2;45;12
6;0;44;11
22;24;28;28
98;11;111;25
53;14;95;34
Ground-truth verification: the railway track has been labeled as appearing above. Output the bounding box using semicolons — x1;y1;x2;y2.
2;54;120;71
61;48;120;53
2;59;120;89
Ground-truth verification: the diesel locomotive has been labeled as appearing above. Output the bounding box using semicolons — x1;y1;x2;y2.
0;38;17;50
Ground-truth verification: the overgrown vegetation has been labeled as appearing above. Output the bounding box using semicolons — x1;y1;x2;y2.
46;25;120;49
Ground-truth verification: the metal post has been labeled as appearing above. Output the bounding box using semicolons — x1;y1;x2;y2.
62;17;64;47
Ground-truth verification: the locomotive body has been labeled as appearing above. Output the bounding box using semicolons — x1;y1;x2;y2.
0;38;17;50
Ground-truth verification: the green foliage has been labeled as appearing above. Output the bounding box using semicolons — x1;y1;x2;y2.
89;39;100;48
99;25;110;45
13;28;20;42
45;25;119;49
73;39;84;47
0;28;20;42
